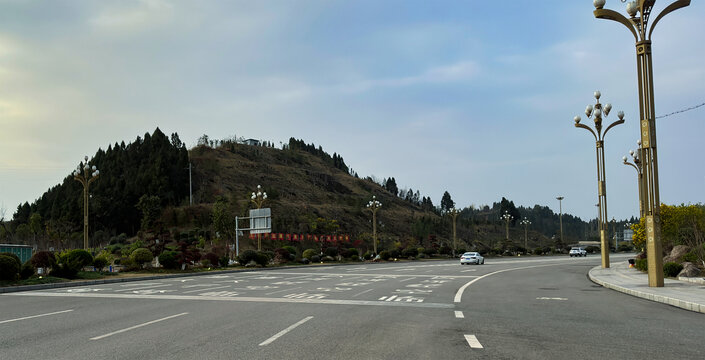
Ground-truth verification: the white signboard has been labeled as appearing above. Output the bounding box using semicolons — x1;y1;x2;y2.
249;208;272;234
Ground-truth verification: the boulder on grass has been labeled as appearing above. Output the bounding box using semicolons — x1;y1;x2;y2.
663;245;690;264
677;262;701;277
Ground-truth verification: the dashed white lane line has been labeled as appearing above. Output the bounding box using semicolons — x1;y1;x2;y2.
398;277;416;282
90;313;188;340
352;289;373;298
454;311;464;319
464;334;483;349
259;316;314;346
0;309;74;324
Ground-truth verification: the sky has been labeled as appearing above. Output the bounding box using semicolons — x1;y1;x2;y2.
1;0;704;223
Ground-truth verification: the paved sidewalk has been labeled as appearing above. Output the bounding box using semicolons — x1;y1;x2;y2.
589;261;705;314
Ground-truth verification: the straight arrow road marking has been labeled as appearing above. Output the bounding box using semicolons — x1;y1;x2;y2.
465;335;483;349
259;316;314;346
90;313;188;340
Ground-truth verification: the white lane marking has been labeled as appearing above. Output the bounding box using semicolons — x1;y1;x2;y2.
259;316;314;346
90;313;188;340
0;309;73;324
536;297;568;301
454;263;561;303
455;311;464;319
398;277;416;282
115;284;172;292
7;292;454;308
465;334;483;349
266;287;301;295
119;282;163;288
182;285;231;294
352;289;373;297
262;271;477;278
461;269;477;273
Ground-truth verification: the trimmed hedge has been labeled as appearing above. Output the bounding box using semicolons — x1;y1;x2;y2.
663;262;683;278
0;255;20;281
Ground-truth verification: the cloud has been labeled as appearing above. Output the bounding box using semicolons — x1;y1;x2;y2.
90;0;174;31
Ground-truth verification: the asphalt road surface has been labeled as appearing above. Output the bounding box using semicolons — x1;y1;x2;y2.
1;254;703;359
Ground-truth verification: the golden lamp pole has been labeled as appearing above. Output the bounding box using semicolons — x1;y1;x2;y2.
366;196;382;254
556;196;564;245
622;140;645;219
73;156;99;250
448;208;460;257
593;0;689;286
250;185;267;251
574;91;625;268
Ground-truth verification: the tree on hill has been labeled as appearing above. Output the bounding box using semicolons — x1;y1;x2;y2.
441;191;455;212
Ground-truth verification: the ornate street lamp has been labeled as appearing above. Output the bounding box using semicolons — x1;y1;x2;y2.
556;196;565;245
251;185;267;251
73;156;99;250
520;217;531;252
501;211;513;244
593;0;690;287
574;91;625;268
447;208;460;257
366;196;382;254
622;140;645;219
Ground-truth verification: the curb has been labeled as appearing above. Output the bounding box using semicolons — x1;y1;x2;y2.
588;266;705;314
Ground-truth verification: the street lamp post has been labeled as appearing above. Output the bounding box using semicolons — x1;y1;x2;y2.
366;196;382;254
556;196;564;245
574;91;625;268
250;185;267;251
593;0;690;288
73;156;99;250
520;217;531;252
448;208;460;257
501;211;513;245
623;140;645;219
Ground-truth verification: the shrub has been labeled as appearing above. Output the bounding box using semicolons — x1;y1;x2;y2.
379;251;391;261
425;247;437;256
238;250;258;265
418;253;427;259
159;251;179;269
533;247;543;255
310;255;321;263
93;257;108;272
347;248;359;257
417;247;425;255
67;249;94;268
456;247;467;255
402;247;418;258
302;249;318;260
439;246;452;255
388;249;400;259
663;262;683;278
255;251;270;267
682;251;698;263
20;260;35;279
0;252;21;267
585;246;600;254
202;252;220;268
324;247;338;258
635;258;648;272
363;251;374;260
131;248;154;268
282;246;297;257
273;248;290;264
0;255;20;281
618;244;633;252
30;251;56;269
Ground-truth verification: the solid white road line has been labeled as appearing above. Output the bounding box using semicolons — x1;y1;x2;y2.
454;311;464;319
114;284;172;292
259;316;314;346
454;263;561;303
264;271;477;278
0;309;74;324
90;313;188;340
464;334;483;349
352;289;373;297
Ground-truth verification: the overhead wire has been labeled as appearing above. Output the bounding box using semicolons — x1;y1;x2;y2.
656;102;705;119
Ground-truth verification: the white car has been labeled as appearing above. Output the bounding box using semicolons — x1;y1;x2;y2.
569;248;587;257
460;252;484;265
